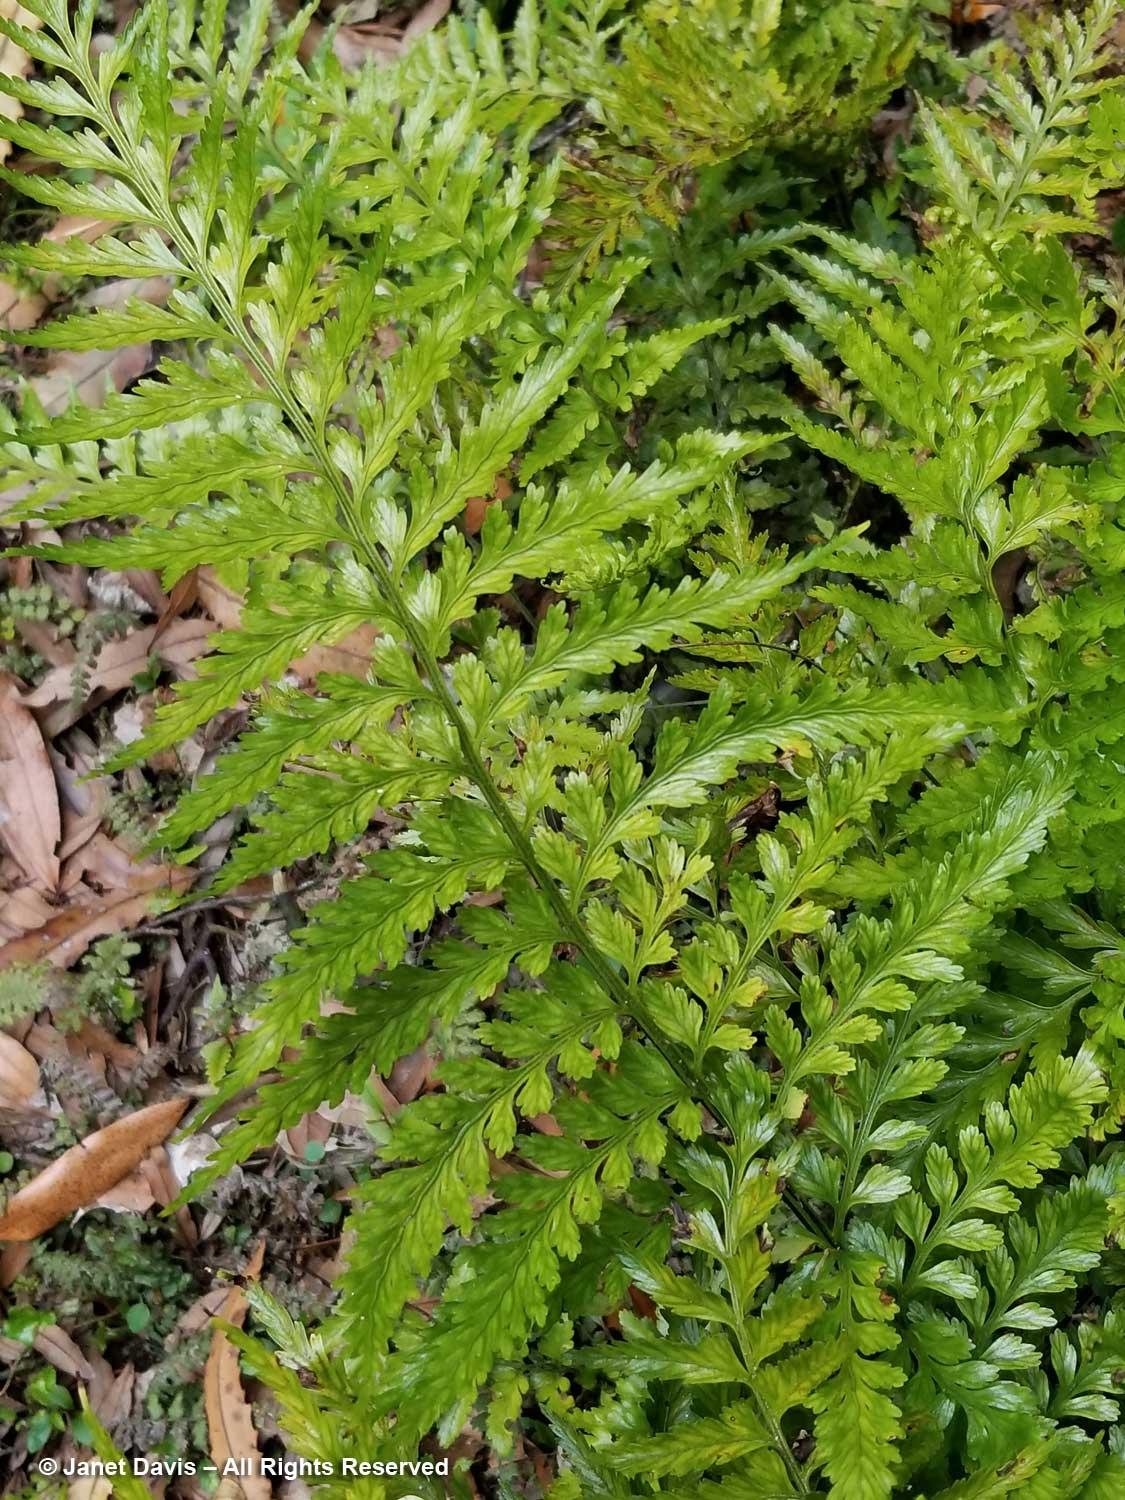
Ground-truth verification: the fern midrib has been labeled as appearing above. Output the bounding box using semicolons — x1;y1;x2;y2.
828;880;1005;1230
720;1174;809;1495
831;1010;929;1242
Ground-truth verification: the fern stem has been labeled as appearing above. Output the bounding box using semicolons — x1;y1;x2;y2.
730;1314;808;1496
832;1008;925;1240
722;1156;808;1492
328;471;723;1119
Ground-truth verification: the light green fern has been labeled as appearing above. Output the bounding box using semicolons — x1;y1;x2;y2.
3;2;1125;1497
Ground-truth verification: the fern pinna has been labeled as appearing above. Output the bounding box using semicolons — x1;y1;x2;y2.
3;0;1125;1496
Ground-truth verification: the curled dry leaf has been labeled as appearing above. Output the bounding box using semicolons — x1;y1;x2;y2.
329;25;400;67
0;1242;31;1286
152;568;200;645
51;746;109;864
192;567;244;631
329;0;450;67
32;1323;94;1380
0;1095;188;1240
23;1013;141;1074
0;860;195;970
292;621;380;683
281;1107;333;1163
73;1016;142;1071
0;1032;39;1107
85;1357;135;1433
24;617;214;736
0;883;55;941
171;1286;229;1344
18;616;78;669
403;0;452;42
387;1044;433;1105
97;1145;198;1247
0;674;61;891
0;1326;93;1377
94;1166;157;1215
204;1241;269;1500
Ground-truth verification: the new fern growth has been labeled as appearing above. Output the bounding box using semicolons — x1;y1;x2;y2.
3;1;1125;1497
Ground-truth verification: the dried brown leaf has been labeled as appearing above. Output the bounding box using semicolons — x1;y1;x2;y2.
0;277;46;332
205;1242;269;1500
0;861;194;970
54;760;108;864
0;1032;40;1106
15;616;78;669
292;622;379;683
281;1108;332;1162
32;275;169;416
61;832;144;894
0;1241;31;1285
152;568;200;646
23;1012;142;1074
24;617;213;736
194;568;243;630
387;1045;433;1105
465;475;512;536
171;1287;229;1343
330;0;449;66
34;341;153;419
141;1144;198;1247
0;674;61;890
94;1165;157;1215
44;215;112;244
85;1356;135;1432
0;883;55;940
330;25;400;66
403;0;451;41
0;1096;188;1240
4;218;112;359
33;1324;95;1380
120;567;168;616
